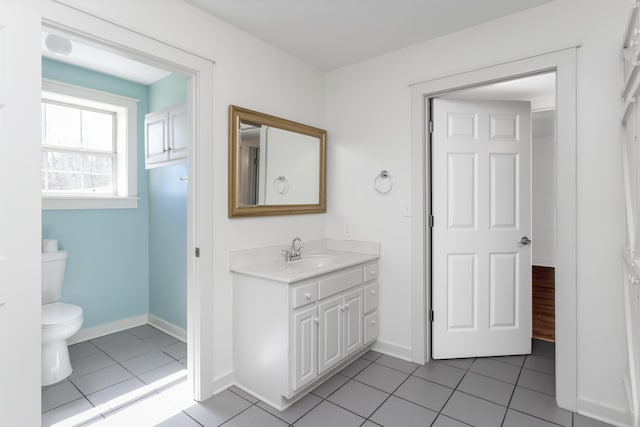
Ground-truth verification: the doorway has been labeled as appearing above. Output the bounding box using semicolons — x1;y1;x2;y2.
41;4;216;402
409;48;577;410
429;72;557;359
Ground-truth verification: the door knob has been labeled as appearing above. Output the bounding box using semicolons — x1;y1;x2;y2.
518;236;532;246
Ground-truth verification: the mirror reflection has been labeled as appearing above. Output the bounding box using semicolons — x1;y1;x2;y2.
229;106;326;217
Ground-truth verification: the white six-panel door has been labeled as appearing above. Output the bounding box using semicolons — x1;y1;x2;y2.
432;99;532;359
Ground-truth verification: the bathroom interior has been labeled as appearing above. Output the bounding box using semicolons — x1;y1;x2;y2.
39;22;565;425
40;32;189;383
0;1;632;426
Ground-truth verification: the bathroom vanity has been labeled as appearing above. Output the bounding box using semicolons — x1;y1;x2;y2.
230;240;379;410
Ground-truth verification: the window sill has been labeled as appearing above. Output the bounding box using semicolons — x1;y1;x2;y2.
42;195;139;210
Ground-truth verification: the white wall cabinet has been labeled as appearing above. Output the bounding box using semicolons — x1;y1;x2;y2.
144;103;187;168
232;261;378;411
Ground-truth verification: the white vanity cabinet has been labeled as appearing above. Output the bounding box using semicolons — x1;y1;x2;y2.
232;259;379;410
144;103;187;168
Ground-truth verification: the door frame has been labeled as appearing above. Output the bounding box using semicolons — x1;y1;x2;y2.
42;3;216;401
409;47;578;410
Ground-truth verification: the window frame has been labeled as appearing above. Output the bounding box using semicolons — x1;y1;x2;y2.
41;79;139;210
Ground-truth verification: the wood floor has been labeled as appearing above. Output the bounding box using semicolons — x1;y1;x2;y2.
533;266;555;342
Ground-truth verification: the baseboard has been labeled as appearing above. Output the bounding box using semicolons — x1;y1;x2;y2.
371;339;413;361
533;258;556;268
148;314;187;343
68;314;148;345
212;370;234;395
578;395;632;427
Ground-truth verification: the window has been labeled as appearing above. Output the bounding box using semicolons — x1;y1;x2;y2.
41;79;138;209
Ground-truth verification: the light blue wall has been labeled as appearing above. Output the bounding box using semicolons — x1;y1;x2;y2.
148;74;188;329
149;74;187;111
42;58;150;328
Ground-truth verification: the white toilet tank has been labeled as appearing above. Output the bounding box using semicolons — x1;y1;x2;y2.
42;250;68;305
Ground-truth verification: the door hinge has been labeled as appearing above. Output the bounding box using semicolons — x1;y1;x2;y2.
430;310;435;323
429;215;434;228
195;247;200;258
428;120;434;134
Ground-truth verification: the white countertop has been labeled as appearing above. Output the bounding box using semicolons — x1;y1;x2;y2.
230;249;379;283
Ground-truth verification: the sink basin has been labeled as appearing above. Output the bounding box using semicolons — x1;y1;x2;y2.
287;255;338;270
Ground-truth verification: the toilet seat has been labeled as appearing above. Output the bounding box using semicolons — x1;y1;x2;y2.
42;302;83;329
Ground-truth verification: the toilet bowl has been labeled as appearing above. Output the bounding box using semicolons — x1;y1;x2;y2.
42;250;84;386
42;302;83;385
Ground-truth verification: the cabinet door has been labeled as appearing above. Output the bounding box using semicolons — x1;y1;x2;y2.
343;288;364;358
168;104;188;160
145;111;169;166
318;295;342;374
292;306;318;391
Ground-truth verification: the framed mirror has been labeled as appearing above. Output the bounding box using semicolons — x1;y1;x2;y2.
228;105;326;217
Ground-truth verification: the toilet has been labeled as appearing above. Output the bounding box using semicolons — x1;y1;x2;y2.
42;250;83;386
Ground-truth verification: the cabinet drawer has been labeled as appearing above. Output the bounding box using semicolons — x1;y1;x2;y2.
292;282;318;309
364;283;378;313
363;263;378;282
318;267;363;300
364;311;378;344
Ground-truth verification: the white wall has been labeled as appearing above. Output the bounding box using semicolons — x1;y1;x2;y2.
0;1;43;424
325;0;628;422
533;110;556;267
42;0;326;390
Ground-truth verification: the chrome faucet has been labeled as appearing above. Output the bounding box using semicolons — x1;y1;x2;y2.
283;237;304;261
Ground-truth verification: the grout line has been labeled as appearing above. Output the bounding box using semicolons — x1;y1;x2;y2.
500;354;526;426
454;389;511;408
428;362;472;427
310;373;351;400
464;369;522;386
349;376;410;395
228;386;260;404
215;396;260;426
508;408;567;426
357;364;421;425
371;359;420;376
180;410;204;426
341;358;374;378
311;399;368;425
42;396;89;416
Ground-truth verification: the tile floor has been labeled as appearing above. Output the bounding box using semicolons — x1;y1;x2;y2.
43;327;613;427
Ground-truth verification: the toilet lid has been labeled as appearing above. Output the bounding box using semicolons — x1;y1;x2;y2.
42;302;83;327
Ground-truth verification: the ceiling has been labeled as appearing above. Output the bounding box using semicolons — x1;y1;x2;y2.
442;72;556;110
42;32;171;85
186;0;555;71
41;2;556;87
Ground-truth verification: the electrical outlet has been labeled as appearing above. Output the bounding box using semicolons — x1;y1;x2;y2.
344;223;352;238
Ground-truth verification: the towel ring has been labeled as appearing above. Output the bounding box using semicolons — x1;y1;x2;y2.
374;170;393;194
273;176;289;195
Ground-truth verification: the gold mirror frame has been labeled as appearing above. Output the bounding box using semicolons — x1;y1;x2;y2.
228;105;327;217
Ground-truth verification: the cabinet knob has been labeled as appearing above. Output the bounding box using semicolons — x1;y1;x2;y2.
371;290;376;295
314;318;319;324
305;293;311;300
371;320;376;325
370;270;377;277
340;305;346;312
